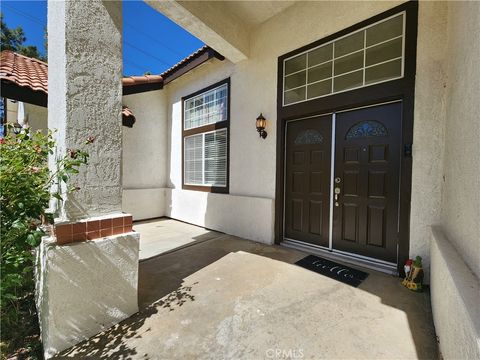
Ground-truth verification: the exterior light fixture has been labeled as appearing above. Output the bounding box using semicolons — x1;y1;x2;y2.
256;113;267;139
12;122;22;135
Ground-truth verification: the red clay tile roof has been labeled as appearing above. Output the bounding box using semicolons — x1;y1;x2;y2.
0;50;48;93
122;74;163;87
1;50;135;125
1;45;224;99
160;45;209;78
160;45;224;84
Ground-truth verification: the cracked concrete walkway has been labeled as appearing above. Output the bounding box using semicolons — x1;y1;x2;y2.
56;223;438;359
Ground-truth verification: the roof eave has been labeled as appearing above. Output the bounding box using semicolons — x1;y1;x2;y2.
1;79;48;107
162;47;225;86
122;81;164;96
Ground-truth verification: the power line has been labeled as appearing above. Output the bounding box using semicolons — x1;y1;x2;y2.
124;40;171;67
2;3;46;27
2;3;181;74
124;59;153;74
123;20;184;58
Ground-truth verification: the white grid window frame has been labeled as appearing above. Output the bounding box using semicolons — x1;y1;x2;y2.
184;128;228;187
282;12;406;106
182;79;230;192
184;83;228;130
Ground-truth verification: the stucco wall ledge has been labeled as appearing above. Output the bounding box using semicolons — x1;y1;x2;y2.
35;233;140;358
430;225;480;359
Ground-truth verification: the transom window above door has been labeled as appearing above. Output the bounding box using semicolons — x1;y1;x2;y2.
183;79;229;193
283;12;405;106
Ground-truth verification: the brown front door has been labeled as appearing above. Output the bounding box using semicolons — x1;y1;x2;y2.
333;102;402;263
285;115;332;247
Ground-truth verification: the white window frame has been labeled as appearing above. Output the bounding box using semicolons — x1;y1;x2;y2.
184;83;228;130
182;79;230;193
183;128;228;187
282;11;406;106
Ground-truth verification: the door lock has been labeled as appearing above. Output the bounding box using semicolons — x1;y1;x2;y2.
335;177;341;184
334;187;341;201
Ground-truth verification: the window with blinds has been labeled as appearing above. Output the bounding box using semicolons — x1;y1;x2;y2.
183;79;229;191
184;129;227;186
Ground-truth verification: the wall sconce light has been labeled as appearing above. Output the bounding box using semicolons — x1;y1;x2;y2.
12;122;22;135
256;113;267;139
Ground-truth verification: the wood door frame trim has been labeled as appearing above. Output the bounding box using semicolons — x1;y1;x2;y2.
275;1;418;275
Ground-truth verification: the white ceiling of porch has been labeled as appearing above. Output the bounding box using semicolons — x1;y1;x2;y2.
206;0;297;29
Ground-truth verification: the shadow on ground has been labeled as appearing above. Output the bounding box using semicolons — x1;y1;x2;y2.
55;230;438;359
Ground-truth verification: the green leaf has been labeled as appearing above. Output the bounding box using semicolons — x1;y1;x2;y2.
11;220;27;230
66;168;79;174
26;234;37;246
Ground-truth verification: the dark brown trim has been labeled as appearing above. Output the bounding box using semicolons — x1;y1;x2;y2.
275;1;418;275
1;80;47;107
181;78;230;194
164;48;225;85
122;81;163;95
183;120;228;137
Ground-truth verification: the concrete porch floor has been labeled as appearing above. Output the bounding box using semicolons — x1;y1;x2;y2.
134;218;224;260
56;219;438;359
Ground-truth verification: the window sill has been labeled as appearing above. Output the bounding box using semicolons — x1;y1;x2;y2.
182;184;229;194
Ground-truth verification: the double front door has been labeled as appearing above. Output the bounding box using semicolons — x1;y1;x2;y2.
284;102;402;264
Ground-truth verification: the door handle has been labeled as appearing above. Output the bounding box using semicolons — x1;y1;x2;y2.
334;187;341;205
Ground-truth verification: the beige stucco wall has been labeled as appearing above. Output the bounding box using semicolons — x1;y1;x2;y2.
410;1;449;279
4;100;48;133
163;2;406;239
48;0;123;220
36;233;140;358
160;1;454;270
440;1;480;279
122;90;168;220
24;103;48;133
430;227;480;359
429;3;480;357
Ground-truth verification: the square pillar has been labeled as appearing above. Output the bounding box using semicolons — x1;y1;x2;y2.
37;1;139;358
48;0;123;221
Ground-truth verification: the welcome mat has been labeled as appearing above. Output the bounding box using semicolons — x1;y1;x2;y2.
295;255;369;287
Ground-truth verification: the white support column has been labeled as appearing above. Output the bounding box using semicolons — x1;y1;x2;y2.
37;2;139;358
48;0;123;221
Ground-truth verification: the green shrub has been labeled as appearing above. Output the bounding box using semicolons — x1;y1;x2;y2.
0;127;90;356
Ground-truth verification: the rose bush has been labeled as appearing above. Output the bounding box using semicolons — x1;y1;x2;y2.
0;127;90;357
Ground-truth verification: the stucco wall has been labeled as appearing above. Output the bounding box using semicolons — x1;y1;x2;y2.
35;233;139;358
122;90;168;219
166;189;275;244
440;1;480;279
410;1;448;279
165;59;277;242
48;0;124;220
428;3;480;357
161;1;452;269
430;227;480;359
4;100;48;133
25;103;48;133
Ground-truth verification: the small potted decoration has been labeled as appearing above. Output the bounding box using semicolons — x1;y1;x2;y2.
402;256;424;292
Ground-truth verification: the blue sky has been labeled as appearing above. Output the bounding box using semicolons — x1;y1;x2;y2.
1;0;204;76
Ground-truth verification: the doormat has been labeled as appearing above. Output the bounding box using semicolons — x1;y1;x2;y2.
295;255;369;287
